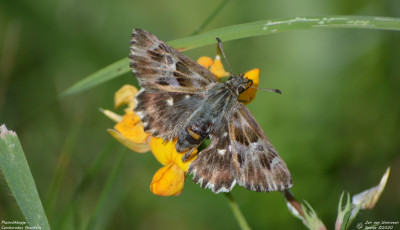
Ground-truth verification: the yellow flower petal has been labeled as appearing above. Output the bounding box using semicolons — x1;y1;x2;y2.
238;68;260;104
101;108;122;123
197;56;213;69
149;137;173;166
150;163;185;196
150;137;197;172
114;84;139;112
210;55;229;79
107;129;150;153
114;113;150;144
197;55;229;80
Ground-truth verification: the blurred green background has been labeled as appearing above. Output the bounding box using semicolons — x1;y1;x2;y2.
1;0;399;229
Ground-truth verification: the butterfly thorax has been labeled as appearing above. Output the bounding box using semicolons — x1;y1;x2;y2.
175;75;250;153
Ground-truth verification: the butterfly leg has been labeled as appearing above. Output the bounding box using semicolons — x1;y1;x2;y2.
238;99;251;103
181;147;197;162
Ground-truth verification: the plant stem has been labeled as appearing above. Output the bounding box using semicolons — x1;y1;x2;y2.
282;190;305;218
225;192;251;230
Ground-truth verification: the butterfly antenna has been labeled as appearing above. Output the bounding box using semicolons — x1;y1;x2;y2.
216;37;281;95
216;38;233;74
249;86;282;94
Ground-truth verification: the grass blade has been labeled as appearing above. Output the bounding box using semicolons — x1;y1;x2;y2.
60;58;130;97
61;15;400;97
0;124;51;230
169;15;400;50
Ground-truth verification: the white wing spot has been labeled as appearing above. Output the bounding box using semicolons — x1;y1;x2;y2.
185;95;191;99
222;132;228;137
166;97;174;106
270;157;281;167
135;111;145;118
217;149;226;155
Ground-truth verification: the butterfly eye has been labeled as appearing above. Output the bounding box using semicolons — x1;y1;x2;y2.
238;86;246;94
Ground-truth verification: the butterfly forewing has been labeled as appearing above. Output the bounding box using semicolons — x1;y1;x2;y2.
129;29;217;93
134;89;205;139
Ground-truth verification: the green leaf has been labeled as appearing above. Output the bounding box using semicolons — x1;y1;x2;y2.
340;211;351;230
0;124;51;230
336;192;352;230
169;16;400;50
61;15;400;97
60;58;130;97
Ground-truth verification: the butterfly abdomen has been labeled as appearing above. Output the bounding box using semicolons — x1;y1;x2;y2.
177;83;241;151
176;118;213;152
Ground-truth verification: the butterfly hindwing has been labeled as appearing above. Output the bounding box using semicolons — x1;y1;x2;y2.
188;103;292;193
229;103;292;192
188;120;236;193
129;29;217;93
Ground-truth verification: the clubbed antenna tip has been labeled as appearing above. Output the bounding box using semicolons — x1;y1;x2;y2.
249;86;282;94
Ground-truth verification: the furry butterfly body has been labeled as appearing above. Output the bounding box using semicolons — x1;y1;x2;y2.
129;29;292;193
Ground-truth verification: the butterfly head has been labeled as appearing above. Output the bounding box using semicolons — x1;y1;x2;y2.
225;74;253;96
216;38;253;95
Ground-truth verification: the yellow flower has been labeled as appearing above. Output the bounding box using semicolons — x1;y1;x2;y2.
150;163;185;196
103;84;198;196
197;55;229;80
113;84;138;113
102;84;151;153
149;137;197;196
239;68;260;104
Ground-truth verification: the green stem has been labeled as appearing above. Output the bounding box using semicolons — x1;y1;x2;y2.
225;193;251;230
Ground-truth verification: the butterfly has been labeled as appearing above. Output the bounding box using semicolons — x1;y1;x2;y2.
129;29;292;193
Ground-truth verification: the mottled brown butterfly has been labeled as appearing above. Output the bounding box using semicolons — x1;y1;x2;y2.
129;29;292;193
